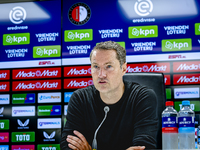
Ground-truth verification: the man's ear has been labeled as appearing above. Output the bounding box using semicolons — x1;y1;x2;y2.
122;63;127;75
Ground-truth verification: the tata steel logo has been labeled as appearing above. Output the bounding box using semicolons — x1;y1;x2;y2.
173;61;200;72
174;74;200;85
68;2;91;25
64;78;93;89
13;68;61;79
9;6;26;24
126;63;170;73
64;66;91;77
134;0;153;16
12;80;61;91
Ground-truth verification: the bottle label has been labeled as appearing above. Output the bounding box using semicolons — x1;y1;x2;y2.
162;117;178;128
178;116;195;128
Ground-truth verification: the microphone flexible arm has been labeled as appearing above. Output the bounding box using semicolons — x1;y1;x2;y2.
92;106;109;150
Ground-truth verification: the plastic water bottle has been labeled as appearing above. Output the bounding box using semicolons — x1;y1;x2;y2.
178;100;195;149
162;101;178;149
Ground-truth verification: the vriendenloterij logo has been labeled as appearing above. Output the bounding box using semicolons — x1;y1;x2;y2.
134;0;153;16
9;6;26;24
162;38;192;52
33;45;61;58
68;3;91;26
3;33;30;45
128;25;158;38
64;29;93;42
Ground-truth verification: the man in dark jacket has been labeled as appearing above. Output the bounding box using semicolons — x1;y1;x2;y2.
60;41;158;150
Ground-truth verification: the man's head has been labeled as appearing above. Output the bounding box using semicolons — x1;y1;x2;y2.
90;41;127;97
90;41;126;68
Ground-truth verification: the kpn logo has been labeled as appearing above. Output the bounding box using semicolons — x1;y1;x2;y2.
64;29;93;42
33;45;61;58
195;23;200;35
162;38;192;52
128;25;158;38
3;33;30;45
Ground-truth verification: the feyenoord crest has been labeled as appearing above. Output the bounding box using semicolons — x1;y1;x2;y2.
68;3;91;25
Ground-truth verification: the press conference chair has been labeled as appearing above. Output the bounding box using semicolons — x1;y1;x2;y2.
123;72;166;149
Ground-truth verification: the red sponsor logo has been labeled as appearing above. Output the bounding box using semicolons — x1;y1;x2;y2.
0;82;9;92
64;66;91;77
126;63;170;73
0;70;10;80
64;78;93;89
12;79;61;91
162;127;178;133
0;132;9;142
12;67;61;79
39;61;55;65
164;75;171;85
173;74;200;85
12;145;35;150
173;61;200;72
168;55;186;59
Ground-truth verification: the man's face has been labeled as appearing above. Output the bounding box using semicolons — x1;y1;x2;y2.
91;49;127;94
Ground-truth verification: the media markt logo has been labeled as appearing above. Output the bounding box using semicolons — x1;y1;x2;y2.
12;132;35;142
64;29;93;42
128;25;158;38
3;33;30;45
162;38;192;52
33;45;61;58
134;0;153;16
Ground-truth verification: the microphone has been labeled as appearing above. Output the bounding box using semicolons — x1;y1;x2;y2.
92;106;110;150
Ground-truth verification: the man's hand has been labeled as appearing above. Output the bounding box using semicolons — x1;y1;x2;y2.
126;146;145;150
66;130;92;150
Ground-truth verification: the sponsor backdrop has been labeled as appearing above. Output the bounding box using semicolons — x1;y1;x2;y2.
0;0;200;149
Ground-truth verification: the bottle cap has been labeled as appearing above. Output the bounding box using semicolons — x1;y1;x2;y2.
182;100;190;106
165;101;174;106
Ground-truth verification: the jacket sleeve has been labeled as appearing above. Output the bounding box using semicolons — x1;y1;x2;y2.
60;91;85;150
132;87;158;149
